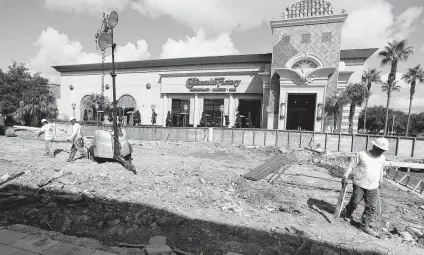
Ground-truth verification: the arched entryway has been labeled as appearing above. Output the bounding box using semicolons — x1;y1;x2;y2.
80;95;93;121
117;95;137;125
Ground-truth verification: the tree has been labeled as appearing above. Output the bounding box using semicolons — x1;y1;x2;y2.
325;93;346;132
0;62;58;126
361;68;382;131
402;65;424;136
133;110;141;126
342;83;368;134
378;39;414;135
358;106;386;134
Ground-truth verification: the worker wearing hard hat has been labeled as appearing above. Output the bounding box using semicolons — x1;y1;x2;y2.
37;119;55;158
342;137;389;237
67;117;87;162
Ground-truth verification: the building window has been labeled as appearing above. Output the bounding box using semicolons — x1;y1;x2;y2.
301;34;311;43
202;99;224;127
322;32;332;42
343;58;365;66
172;99;190;126
282;35;291;44
292;59;318;69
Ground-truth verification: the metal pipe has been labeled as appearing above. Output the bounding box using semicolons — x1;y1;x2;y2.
111;31;120;157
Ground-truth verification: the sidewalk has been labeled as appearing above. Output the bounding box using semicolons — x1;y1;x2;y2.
0;229;117;255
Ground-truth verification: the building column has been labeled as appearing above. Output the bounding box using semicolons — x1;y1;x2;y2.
259;65;271;129
229;93;235;127
162;94;168;127
193;93;199;127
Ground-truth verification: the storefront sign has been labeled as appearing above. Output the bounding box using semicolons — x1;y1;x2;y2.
186;77;241;92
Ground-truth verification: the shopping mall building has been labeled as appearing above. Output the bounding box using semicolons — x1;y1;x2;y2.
53;0;377;133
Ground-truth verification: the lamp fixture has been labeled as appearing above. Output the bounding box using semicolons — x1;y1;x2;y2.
69;84;74;90
183;104;189;112
219;105;224;113
146;83;151;89
280;102;286;120
317;103;323;121
151;104;156;111
71;103;76;110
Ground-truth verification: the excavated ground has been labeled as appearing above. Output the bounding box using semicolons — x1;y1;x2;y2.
1;132;424;255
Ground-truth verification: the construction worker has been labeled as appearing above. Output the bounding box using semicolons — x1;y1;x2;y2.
342;137;389;237
37;119;55;157
67;117;87;162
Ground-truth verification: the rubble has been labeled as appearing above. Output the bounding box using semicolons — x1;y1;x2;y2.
1;134;424;254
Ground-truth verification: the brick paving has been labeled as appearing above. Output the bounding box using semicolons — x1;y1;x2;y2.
0;229;117;255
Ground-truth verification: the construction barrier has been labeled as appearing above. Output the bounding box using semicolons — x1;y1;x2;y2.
29;124;424;159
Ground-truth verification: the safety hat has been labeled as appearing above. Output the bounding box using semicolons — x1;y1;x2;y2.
371;137;389;151
41;119;48;124
70;117;76;121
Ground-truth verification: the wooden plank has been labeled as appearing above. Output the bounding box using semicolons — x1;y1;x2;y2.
385;161;424;170
334;183;348;220
413;180;423;192
397;174;409;185
268;161;295;184
243;154;287;181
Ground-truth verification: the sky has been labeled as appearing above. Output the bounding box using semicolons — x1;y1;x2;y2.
0;0;423;112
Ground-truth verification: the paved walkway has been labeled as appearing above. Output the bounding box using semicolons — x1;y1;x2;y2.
0;229;117;255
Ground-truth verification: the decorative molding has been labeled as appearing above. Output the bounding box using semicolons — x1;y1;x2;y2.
285;52;324;68
275;67;336;86
271;14;348;29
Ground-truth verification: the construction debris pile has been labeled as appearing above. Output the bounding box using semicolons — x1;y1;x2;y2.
1;133;424;254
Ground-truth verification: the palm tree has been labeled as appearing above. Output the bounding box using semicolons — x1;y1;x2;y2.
402;65;424;136
362;69;382;132
342;83;369;134
378;39;414;135
324;93;346;132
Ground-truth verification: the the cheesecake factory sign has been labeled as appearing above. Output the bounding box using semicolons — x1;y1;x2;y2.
186;77;241;92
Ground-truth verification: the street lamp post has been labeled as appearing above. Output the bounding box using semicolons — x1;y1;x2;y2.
183;104;188;127
72;103;76;117
219;105;224;127
95;11;120;157
151;104;156;126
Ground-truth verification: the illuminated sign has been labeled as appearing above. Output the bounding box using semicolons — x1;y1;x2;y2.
186;77;241;92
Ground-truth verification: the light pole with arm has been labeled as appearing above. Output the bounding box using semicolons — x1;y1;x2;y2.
183;104;188;127
71;103;76;118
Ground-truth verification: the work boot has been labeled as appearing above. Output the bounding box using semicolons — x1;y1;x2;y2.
361;225;379;237
67;150;76;162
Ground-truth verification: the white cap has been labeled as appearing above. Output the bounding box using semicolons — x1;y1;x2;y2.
41;119;48;124
70;117;76;121
371;137;389;151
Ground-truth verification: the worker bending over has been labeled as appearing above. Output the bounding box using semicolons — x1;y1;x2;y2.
342;137;389;237
37;119;55;158
67;117;87;162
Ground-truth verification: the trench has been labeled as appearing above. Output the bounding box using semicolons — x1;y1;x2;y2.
0;184;376;255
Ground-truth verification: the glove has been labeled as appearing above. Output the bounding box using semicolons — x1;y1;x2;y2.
341;178;348;186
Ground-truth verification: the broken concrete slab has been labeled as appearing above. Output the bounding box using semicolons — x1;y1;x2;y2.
9;235;59;253
149;236;167;246
0;243;20;255
145;245;174;255
0;230;28;245
40;242;94;255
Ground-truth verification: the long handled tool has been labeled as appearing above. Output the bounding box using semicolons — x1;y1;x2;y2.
334;182;348;219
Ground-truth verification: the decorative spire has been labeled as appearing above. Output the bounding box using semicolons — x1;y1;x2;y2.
281;0;336;20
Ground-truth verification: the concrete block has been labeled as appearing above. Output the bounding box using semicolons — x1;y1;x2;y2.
145;245;174;255
0;230;28;245
149;236;166;245
10;251;38;255
0;243;20;255
91;250;119;255
41;242;95;255
10;236;59;253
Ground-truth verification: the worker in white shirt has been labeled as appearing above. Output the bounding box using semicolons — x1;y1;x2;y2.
37;119;55;157
67;117;87;162
342;137;389;237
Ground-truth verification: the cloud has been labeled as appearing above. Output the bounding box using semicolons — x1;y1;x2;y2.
29;27;150;83
341;1;423;49
44;0;129;15
160;29;239;59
